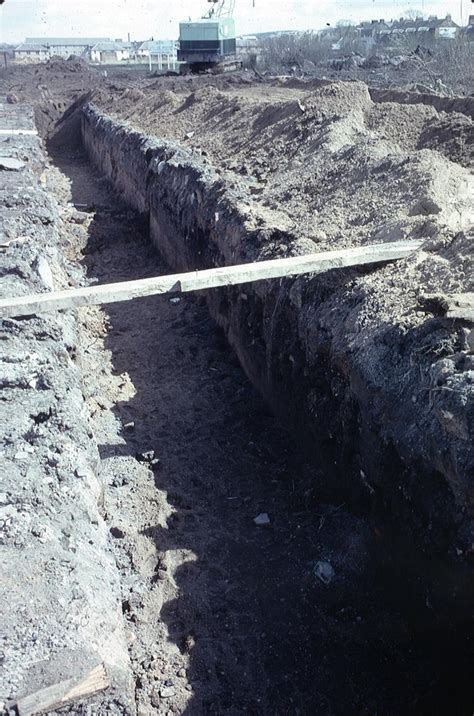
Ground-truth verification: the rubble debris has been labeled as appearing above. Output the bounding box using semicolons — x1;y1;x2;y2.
421;292;474;323
136;449;159;465
159;684;176;698
0;101;133;712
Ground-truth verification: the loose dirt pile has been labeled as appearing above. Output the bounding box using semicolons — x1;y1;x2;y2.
0;58;107;140
81;89;473;713
95;79;473;253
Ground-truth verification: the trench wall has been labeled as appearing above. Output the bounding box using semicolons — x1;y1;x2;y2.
369;87;474;119
82;105;473;609
0;103;134;711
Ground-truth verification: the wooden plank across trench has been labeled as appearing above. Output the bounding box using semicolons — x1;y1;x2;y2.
0;239;424;319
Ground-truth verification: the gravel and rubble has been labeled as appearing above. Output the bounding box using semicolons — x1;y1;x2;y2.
0;102;134;713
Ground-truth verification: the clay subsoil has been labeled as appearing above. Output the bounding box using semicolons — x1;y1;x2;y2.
1;60;473;714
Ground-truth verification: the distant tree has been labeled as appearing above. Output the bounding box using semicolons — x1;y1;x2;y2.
403;9;425;20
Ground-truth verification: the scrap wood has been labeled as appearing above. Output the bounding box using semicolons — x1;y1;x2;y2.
9;663;109;716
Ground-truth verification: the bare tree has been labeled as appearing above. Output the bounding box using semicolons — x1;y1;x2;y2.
393;32;474;94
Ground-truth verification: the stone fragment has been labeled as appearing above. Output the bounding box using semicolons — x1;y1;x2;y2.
160;685;176;698
33;256;54;291
466;329;474;353
0;157;25;171
410;197;442;216
110;526;126;538
14;452;29;460
313;560;335;585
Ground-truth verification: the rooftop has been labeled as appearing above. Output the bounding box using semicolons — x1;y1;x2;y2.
24;37;110;46
15;43;49;52
91;40;126;52
138;40;177;52
357;14;459;32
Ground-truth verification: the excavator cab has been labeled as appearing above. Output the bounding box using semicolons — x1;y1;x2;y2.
178;17;238;72
178;0;240;73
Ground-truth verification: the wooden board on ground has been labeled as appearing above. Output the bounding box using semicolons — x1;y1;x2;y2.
10;664;109;716
0;239;424;319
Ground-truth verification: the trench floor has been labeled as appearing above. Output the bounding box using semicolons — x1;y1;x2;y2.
45;147;467;715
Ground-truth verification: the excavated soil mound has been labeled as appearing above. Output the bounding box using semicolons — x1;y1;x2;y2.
95;79;473;251
89;78;473;574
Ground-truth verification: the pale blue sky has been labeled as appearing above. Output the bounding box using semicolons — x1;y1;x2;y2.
0;0;467;43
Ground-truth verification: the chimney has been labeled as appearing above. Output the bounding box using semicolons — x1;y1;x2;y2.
469;15;474;26
128;32;131;42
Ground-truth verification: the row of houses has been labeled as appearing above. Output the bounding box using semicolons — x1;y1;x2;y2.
357;14;461;43
13;37;179;66
255;13;473;49
322;14;473;50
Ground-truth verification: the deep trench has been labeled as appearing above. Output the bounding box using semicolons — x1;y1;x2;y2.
44;121;472;714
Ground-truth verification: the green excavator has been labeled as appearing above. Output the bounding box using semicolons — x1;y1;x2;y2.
178;0;246;73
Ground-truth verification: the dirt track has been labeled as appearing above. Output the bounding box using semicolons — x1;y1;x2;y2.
1;60;473;714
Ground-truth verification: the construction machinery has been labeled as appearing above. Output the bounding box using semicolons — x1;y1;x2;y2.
177;0;240;73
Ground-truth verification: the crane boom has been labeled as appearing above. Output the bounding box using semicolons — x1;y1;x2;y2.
205;0;236;18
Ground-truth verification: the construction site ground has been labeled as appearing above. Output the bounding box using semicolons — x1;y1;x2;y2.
0;59;472;714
